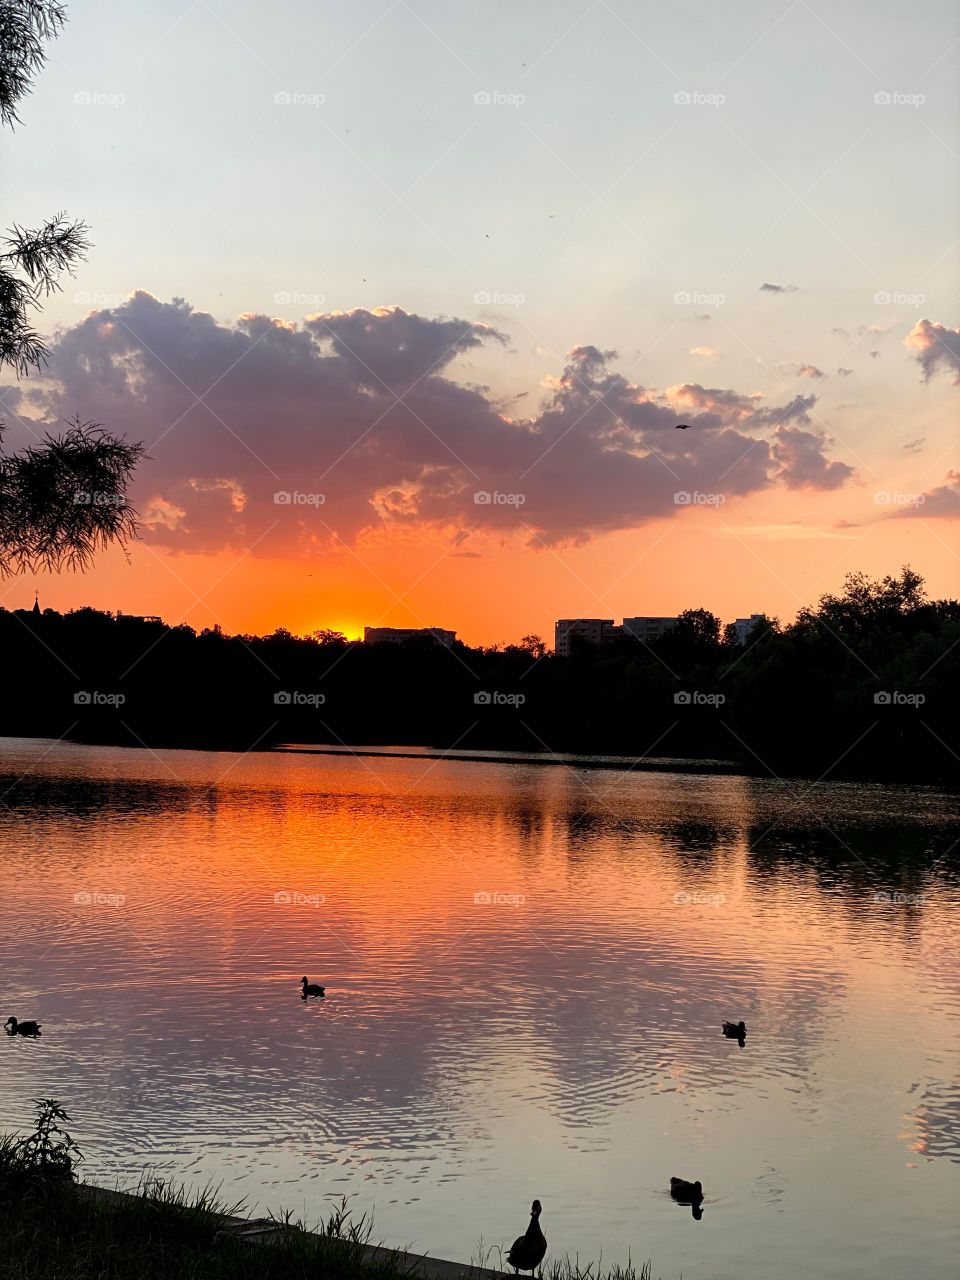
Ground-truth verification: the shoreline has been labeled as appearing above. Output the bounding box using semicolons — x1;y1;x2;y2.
270;744;743;774
77;1184;505;1280
1;1175;658;1280
0;732;955;786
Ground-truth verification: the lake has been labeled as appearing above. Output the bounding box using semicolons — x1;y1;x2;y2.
1;736;958;1279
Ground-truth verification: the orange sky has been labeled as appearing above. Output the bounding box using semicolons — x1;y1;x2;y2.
8;485;956;647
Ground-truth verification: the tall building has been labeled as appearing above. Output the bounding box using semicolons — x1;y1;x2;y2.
621;616;677;644
732;614;766;645
555;612;769;654
554;618;621;657
363;626;456;647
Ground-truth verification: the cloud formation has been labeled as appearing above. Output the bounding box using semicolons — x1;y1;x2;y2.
905;318;960;384
888;471;960;520
770;425;855;490
2;292;856;556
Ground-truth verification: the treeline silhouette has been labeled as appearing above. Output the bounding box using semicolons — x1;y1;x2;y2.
1;568;956;780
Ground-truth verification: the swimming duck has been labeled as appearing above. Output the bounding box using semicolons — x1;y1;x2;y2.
300;977;325;998
506;1199;546;1274
669;1177;703;1203
722;1021;746;1038
4;1017;41;1037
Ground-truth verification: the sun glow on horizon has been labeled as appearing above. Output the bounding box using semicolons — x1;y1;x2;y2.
316;620;363;641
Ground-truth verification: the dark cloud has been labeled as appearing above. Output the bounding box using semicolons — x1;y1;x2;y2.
3;292;855;556
760;282;799;293
903;437;925;454
837;367;854;377
771;425;855;491
302;307;504;395
906;319;960;385
780;363;825;379
888;471;960;520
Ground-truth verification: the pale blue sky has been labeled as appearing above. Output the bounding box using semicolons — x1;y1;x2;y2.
7;0;957;416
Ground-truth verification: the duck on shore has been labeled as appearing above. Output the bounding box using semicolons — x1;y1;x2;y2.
506;1199;546;1274
4;1017;41;1037
300;977;325;998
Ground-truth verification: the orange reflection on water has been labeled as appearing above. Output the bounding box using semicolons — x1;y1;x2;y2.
1;741;959;1279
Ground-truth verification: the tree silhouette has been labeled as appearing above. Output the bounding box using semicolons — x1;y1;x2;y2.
517;633;547;658
674;607;722;647
1;3;66;127
795;567;927;638
1;567;954;779
0;1;143;574
311;628;348;646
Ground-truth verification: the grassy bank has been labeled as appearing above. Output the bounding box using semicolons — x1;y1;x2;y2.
0;1101;655;1280
0;1101;413;1280
0;1180;655;1280
0;1179;412;1280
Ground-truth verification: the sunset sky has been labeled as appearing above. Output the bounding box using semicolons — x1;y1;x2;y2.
1;0;957;644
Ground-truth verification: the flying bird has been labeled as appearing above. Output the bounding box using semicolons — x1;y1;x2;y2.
675;423;693;430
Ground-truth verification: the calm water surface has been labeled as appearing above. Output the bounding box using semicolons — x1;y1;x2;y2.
1;737;958;1279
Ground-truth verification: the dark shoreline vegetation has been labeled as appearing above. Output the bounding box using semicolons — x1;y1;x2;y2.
1;568;957;782
0;1101;657;1280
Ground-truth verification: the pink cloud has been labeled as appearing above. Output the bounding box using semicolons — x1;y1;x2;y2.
2;291;856;555
887;471;960;519
905;318;960;385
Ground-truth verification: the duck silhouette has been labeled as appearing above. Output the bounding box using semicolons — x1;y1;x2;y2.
300;977;325;999
670;1177;703;1220
670;1177;702;1202
506;1199;546;1274
4;1017;41;1037
722;1020;746;1045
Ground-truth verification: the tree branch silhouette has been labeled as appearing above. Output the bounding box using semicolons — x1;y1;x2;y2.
0;1;143;576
